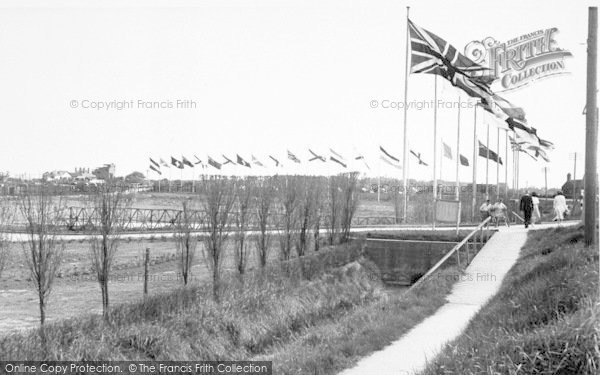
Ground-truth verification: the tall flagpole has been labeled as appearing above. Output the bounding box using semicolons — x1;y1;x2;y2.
496;127;500;197
485;122;490;198
433;75;438;229
401;6;411;223
455;96;461;201
584;6;597;245
504;129;508;199
472;103;478;222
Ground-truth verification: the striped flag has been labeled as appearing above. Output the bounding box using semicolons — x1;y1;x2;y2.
149;165;161;175
287;150;301;163
149;158;160;169
329;148;346;162
330;156;347;168
379;146;402;169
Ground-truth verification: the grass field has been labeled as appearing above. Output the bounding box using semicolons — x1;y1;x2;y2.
421;225;599;374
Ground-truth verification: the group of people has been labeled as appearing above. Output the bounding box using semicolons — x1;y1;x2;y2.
480;191;571;229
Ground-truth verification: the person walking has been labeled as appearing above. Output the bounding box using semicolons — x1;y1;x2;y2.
479;199;492;223
553;191;569;224
519;191;534;228
531;192;541;225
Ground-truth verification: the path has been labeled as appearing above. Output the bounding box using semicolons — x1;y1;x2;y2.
340;223;576;375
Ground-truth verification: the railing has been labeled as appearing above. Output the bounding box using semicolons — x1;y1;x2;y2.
409;216;493;290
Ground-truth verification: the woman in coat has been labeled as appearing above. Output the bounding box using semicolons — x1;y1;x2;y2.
553;191;568;223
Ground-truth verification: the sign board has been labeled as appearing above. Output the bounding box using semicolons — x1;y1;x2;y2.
435;199;461;224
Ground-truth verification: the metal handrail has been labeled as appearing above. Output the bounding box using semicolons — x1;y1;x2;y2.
410;216;492;290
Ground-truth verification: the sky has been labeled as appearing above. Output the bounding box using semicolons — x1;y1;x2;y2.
0;0;597;189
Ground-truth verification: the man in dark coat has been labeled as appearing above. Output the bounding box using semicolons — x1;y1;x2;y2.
520;191;534;228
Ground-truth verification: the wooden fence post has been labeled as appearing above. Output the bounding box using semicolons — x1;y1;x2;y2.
144;247;150;297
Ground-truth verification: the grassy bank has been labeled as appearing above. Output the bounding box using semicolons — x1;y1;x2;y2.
422;225;599;374
0;238;459;374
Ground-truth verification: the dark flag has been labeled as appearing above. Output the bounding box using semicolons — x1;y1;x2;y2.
287;150;301;163
330;156;347;168
149;165;161;175
459;154;470;166
379;146;401;169
269;155;280;167
149;158;160;169
182;156;194;168
171;156;184;169
236;154;251;168
478;141;503;165
308;149;326;162
208;156;222;170
222;155;234;165
410;150;429;166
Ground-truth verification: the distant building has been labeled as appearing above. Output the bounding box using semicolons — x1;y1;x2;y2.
93;163;116;180
42;170;73;182
561;173;583;199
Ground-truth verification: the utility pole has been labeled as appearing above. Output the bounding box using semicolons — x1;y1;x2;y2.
584;6;598;246
543;167;548;198
569;152;580;199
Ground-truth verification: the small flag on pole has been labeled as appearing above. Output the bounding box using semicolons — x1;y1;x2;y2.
478;141;503;165
410;150;429;166
222;155;234;165
149;158;160;169
308;149;326;162
182;156;194;168
330;156;347;168
208;156;222;170
442;142;453;159
269;155;281;167
287;150;301;163
379;146;402;169
171;156;184;169
160;158;170;168
193;155;205;167
459;154;470;166
149;165;162;175
236;154;251;168
251;155;265;167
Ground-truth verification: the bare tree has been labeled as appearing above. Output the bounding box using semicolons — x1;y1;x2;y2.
326;175;342;245
296;177;315;257
0;197;14;282
89;182;131;320
276;176;299;262
175;200;197;285
254;177;274;270
233;177;254;277
311;177;326;251
339;172;360;243
200;176;236;302
19;185;65;330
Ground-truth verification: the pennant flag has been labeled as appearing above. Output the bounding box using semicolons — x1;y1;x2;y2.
149;158;160;169
171;156;184;169
287;150;301;163
236;154;251;168
251;155;265;167
208;156;222;170
330;156;347;168
149;165;162;175
308;149;326;162
478;141;503;165
379;146;402;169
182;156;194;168
329;148;346;161
459;154;470;166
443;142;453;159
159;158;170;168
222;155;234;165
410;150;429;166
269;155;280;167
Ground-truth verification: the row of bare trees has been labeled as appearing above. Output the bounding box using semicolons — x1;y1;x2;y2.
0;173;359;333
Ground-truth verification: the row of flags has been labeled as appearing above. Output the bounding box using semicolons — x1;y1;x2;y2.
408;19;554;160
147;148;379;175
148;142;507;176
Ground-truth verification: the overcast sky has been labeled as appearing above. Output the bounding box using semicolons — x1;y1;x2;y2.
0;0;597;188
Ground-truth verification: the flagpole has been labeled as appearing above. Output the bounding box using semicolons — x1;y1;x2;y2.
455;96;461;201
485;122;490;198
401;6;410;224
472;103;478;222
432;75;438;229
496;127;500;198
504;129;508;200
